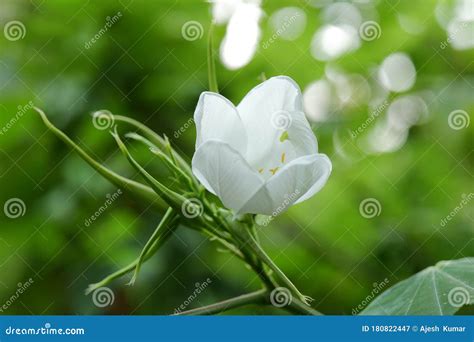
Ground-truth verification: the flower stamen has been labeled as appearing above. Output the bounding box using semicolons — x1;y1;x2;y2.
269;167;279;175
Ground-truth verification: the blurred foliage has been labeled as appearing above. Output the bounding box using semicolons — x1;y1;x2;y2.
0;0;472;315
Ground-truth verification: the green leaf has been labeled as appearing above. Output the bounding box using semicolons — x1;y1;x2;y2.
361;258;474;315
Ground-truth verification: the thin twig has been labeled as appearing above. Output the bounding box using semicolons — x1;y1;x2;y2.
174;289;267;315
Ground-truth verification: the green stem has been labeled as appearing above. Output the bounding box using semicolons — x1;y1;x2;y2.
86;220;178;294
173;289;322;316
174;289;267;315
34;107;167;210
112;115;193;176
287;298;323;316
207;22;219;93
241;228;311;305
125;132;195;190
128;208;177;286
111;129;187;209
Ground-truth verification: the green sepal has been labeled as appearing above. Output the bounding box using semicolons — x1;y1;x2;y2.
111;128;187;210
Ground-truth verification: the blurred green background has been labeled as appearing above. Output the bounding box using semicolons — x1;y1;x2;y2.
0;0;472;315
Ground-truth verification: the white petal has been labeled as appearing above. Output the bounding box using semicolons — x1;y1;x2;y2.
238;154;332;215
236;76;317;170
194;92;247;155
192;140;264;212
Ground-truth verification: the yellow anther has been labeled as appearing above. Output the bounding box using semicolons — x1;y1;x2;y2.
281;153;286;163
258;168;264;174
269;167;279;175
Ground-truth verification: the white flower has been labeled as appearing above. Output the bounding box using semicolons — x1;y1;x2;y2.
192;76;332;215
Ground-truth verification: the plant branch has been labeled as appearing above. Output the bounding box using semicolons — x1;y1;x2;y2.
239;227;311;305
85;220;179;294
207;21;219;93
174;289;267;315
112;115;193;176
286;298;323;316
34;107;167;210
127;207;177;286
